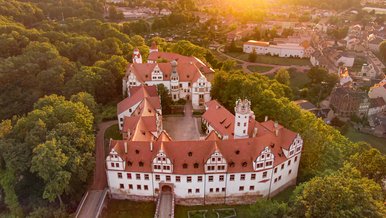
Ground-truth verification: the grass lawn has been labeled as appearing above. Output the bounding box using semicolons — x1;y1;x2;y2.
104;124;122;156
101;200;156;218
344;125;386;154
225;52;311;66
247;65;274;73
175;204;251;218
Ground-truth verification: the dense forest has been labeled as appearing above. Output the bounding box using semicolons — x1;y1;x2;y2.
0;0;385;217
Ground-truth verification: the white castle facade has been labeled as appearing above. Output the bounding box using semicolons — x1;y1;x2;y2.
107;70;304;205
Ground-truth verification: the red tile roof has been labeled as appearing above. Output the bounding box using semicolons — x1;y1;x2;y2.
147;52;214;74
117;86;158;115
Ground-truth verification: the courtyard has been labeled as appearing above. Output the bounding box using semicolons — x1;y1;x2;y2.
162;103;203;140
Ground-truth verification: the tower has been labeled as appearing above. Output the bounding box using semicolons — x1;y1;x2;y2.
170;60;179;101
132;48;142;63
150;41;158;53
234;99;251;139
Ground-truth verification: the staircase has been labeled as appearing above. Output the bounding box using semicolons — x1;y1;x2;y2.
154;191;174;218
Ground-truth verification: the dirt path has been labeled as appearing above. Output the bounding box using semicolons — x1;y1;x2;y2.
91;120;118;190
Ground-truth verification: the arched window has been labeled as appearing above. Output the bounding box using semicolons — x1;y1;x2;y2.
188;152;193;157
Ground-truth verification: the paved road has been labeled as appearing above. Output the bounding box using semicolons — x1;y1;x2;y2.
76;120;117;218
158;193;173;218
216;45;310;75
163;103;200;140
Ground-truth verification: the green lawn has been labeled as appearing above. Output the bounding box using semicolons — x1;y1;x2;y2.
175;204;251;218
101;200;156;218
344;125;386;154
104;124;122;156
247;65;274;73
225;52;311;66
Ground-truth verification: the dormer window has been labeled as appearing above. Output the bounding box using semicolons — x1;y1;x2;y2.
128;161;132;166
183;163;188;169
235;150;240;155
139;161;144;167
135;149;140;154
229;162;235;167
242;162;248;167
188;152;193;157
194;163;199;168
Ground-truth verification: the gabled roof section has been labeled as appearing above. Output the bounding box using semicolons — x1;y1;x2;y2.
205;130;221;141
157;131;173;142
118;85;157;114
202;100;235;137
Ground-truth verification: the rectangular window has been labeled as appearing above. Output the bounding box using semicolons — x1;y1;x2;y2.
188;189;192;193
187;176;192;182
295;156;298;162
129;184;133;189
219;175;224;181
120;184;124;189
222;187;226;192
118;173;122;179
288;160;291;166
230;175;235;181
144;185;148;190
274;178;277;183
279;176;282;181
210;188;213;193
251;174;256;180
137;185;141;190
136;174;140;180
155;175;160;181
166;176;171;182
240;174;245;180
263;171;267;178
249;186;255;191
176;176;181;182
209;176;213;182
289;170;292;175
144;174;149;180
296;147;301;152
281;164;284;170
217;165;225;170
127;173;132;179
256;163;264;168
196;188;200;193
116;163;120;168
266;161;272;166
111;163;114;167
198;176;203;182
239;186;244;191
216;188;220;192
274;168;277;173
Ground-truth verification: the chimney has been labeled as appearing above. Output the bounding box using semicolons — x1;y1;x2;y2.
253;127;258;137
274;121;279;136
265;116;268;122
150;142;153;151
124;142;128;154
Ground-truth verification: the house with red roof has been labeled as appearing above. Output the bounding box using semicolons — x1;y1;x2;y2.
107;89;303;204
123;46;212;109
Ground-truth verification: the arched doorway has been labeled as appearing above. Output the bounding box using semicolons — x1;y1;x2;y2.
161;185;172;193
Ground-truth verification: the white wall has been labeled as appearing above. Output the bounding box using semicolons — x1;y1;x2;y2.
118;101;142;130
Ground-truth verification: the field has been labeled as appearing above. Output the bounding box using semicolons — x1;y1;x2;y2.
343;125;386;154
225;52;311;66
101;200;156;218
247;65;274;73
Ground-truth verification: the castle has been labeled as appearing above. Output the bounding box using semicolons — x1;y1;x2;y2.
106;45;303;205
122;42;213;110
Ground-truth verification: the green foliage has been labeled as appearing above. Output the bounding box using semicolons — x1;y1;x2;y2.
248;200;288;218
290;164;386;218
0;95;94;211
348;145;386;184
275;68;290;86
0;169;23;217
70;92;97;115
108;6;124;21
0;0;44;26
248;49;257;62
157;84;173;115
